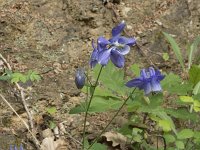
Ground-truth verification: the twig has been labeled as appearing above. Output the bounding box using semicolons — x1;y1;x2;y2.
15;83;34;130
65;131;83;146
0;54;39;148
0;93;41;149
0;54;34;130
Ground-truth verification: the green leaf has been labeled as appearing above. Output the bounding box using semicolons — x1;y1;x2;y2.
162;53;169;61
188;36;200;69
138;94;164;113
179;96;194;103
11;72;27;83
163;32;185;71
46;107;57;115
161;73;193;95
28;70;41;82
194;131;200;141
69;104;86;114
158;119;171;132
0;75;12;81
93;62;128;95
193;81;200;95
177;129;194;139
11;77;20;83
49;120;56;129
130;64;140;76
164;134;176;143
94;86;119;98
0;69;13;81
69;96;123;114
84;140;107;150
157;111;177;134
193;100;200;112
165;108;198;122
89;97;123;113
175;141;185;149
189;65;200;85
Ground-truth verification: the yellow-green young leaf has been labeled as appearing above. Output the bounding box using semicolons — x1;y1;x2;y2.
46;107;57;115
162;53;169;61
20;75;27;83
158;120;171;132
177;129;194;140
179;96;194;103
11;77;20;83
164;134;176;143
193;100;200;112
175;141;185;149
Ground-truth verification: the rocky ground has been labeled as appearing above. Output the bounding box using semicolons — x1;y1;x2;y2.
0;0;200;149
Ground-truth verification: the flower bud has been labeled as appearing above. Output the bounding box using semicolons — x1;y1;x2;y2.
75;68;85;89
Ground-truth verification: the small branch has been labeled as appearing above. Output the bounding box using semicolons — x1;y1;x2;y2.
0;93;41;149
0;54;34;130
16;83;34;130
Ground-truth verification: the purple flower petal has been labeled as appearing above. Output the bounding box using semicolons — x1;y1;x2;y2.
20;144;24;150
117;45;130;55
110;50;125;68
118;36;136;46
126;67;165;95
98;49;111;66
90;60;98;68
90;40;99;68
98;36;110;49
14;145;18;150
151;78;162;92
140;69;149;79
112;21;126;37
149;67;156;76
143;82;152;95
155;70;165;81
125;78;144;88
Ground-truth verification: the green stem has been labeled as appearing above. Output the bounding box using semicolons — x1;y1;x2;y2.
87;88;136;150
82;66;103;149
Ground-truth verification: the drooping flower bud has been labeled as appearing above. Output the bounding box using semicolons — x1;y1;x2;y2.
75;68;85;89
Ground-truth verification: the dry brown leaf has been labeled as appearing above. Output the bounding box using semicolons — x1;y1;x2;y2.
102;131;128;148
41;137;68;150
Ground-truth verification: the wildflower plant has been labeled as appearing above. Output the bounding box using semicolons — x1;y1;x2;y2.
71;21;200;150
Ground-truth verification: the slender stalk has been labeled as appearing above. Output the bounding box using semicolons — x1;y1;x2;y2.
87;88;136;150
82;66;103;149
0;93;41;149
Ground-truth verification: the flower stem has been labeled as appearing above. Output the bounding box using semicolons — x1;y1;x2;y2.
82;66;103;149
87;88;136;150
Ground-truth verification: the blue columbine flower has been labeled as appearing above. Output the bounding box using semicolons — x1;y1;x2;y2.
75;68;85;89
126;67;165;95
97;21;136;68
